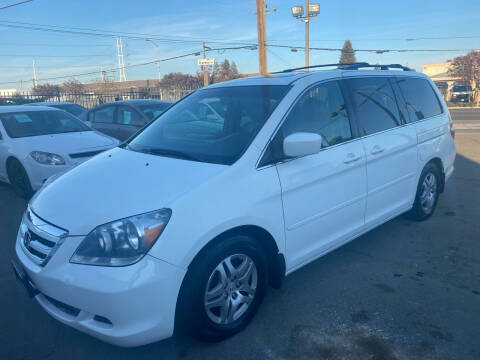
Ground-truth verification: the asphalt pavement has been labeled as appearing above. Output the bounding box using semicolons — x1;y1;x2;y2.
1;111;479;360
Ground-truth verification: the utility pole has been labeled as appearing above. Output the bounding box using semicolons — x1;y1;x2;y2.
146;39;161;81
32;58;38;88
256;0;267;75
202;42;209;86
116;37;127;82
305;0;310;69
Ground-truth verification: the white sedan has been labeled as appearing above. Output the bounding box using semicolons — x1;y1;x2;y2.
0;105;119;197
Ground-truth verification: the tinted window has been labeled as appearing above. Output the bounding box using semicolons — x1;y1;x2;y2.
138;104;170;120
117;106;143;126
281;81;352;147
395;77;443;122
346;77;401;135
452;85;471;92
0;111;90;138
55;104;86;117
128;85;290;165
93;106;115;123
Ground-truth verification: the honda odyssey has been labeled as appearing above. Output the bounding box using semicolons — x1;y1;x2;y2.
12;63;456;347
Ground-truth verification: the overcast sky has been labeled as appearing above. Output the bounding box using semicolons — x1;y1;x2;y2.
0;0;479;88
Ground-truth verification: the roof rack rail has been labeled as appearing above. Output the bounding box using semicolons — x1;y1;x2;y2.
278;62;411;73
344;63;412;71
278;62;369;73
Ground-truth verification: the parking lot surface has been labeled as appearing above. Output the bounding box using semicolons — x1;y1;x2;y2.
1;113;479;360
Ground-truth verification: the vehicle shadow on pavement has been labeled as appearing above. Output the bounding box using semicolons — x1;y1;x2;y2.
1;148;480;360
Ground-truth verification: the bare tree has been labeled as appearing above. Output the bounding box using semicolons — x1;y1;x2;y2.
32;83;60;97
61;79;85;94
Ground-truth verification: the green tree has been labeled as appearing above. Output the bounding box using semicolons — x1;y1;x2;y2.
339;40;357;67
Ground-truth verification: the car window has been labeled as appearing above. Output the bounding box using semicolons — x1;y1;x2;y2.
138;104;170;120
346;77;401;136
128;85;290;165
117;106;144;126
93;106;115;123
281;81;352;147
394;77;443;122
0;110;91;138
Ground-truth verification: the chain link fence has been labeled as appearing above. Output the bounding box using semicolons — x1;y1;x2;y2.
0;86;198;109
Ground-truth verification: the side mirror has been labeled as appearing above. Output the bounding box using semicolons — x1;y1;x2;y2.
283;132;322;158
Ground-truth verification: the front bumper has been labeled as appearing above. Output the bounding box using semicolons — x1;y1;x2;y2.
14;231;186;347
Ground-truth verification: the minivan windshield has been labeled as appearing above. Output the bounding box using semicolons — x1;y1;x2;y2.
0;110;91;138
127;85;290;165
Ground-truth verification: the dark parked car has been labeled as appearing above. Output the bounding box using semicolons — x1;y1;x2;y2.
29;101;88;118
84;99;172;140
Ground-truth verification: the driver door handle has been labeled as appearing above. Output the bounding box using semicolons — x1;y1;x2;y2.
343;153;362;164
371;145;385;155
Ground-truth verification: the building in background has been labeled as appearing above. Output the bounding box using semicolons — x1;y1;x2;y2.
422;61;459;99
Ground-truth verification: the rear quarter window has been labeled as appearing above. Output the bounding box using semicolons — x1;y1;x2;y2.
394;77;443;122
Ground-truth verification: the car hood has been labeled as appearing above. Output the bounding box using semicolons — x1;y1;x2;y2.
30;147;227;235
14;131;117;155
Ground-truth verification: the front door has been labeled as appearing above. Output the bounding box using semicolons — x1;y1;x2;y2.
273;80;367;270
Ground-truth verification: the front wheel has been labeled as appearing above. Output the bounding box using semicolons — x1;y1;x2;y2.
176;235;267;341
407;163;441;221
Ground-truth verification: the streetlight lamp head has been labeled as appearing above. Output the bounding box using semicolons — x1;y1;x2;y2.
291;5;304;18
308;3;320;17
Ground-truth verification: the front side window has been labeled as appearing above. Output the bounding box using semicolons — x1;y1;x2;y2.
346;77;401;136
0;110;90;138
117;106;143;126
93;106;115;124
395;77;443;122
260;81;352;166
280;81;352;147
127;85;290;165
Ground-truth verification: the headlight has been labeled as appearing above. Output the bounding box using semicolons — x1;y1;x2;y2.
30;151;65;165
70;209;172;266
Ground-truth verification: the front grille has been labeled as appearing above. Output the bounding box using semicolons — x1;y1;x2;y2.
69;149;104;159
20;208;68;266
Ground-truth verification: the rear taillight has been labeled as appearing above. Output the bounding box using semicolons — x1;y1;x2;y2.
450;122;455;139
447;110;455;139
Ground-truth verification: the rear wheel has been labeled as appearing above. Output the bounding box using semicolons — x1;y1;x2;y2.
176;235;267;341
7;159;33;199
408;163;441;221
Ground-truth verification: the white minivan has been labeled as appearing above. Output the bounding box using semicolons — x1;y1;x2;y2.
12;64;456;347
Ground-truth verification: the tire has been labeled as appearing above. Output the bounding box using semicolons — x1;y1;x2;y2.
176;235;268;342
7;159;33;199
407;163;441;221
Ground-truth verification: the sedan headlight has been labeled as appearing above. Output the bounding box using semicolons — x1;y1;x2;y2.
71;209;172;266
30;151;65;165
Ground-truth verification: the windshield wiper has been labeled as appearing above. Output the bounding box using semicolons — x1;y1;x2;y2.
134;147;200;162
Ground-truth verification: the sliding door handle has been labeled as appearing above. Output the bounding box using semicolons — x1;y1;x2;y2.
371;145;385;155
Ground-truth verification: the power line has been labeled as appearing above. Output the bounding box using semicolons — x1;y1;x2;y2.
0;54;113;57
0;45;257;85
0;20;256;45
0;0;32;10
266;44;476;53
0;42;113;47
268;35;480;42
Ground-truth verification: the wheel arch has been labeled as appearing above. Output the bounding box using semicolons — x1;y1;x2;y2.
426;157;445;193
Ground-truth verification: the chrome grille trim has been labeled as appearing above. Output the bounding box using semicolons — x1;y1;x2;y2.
20;207;68;266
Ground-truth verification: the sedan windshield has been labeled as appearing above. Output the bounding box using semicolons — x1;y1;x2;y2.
0;110;91;138
138;103;171;120
128;85;290;165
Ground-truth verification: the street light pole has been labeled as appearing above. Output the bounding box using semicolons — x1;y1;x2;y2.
292;2;320;70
